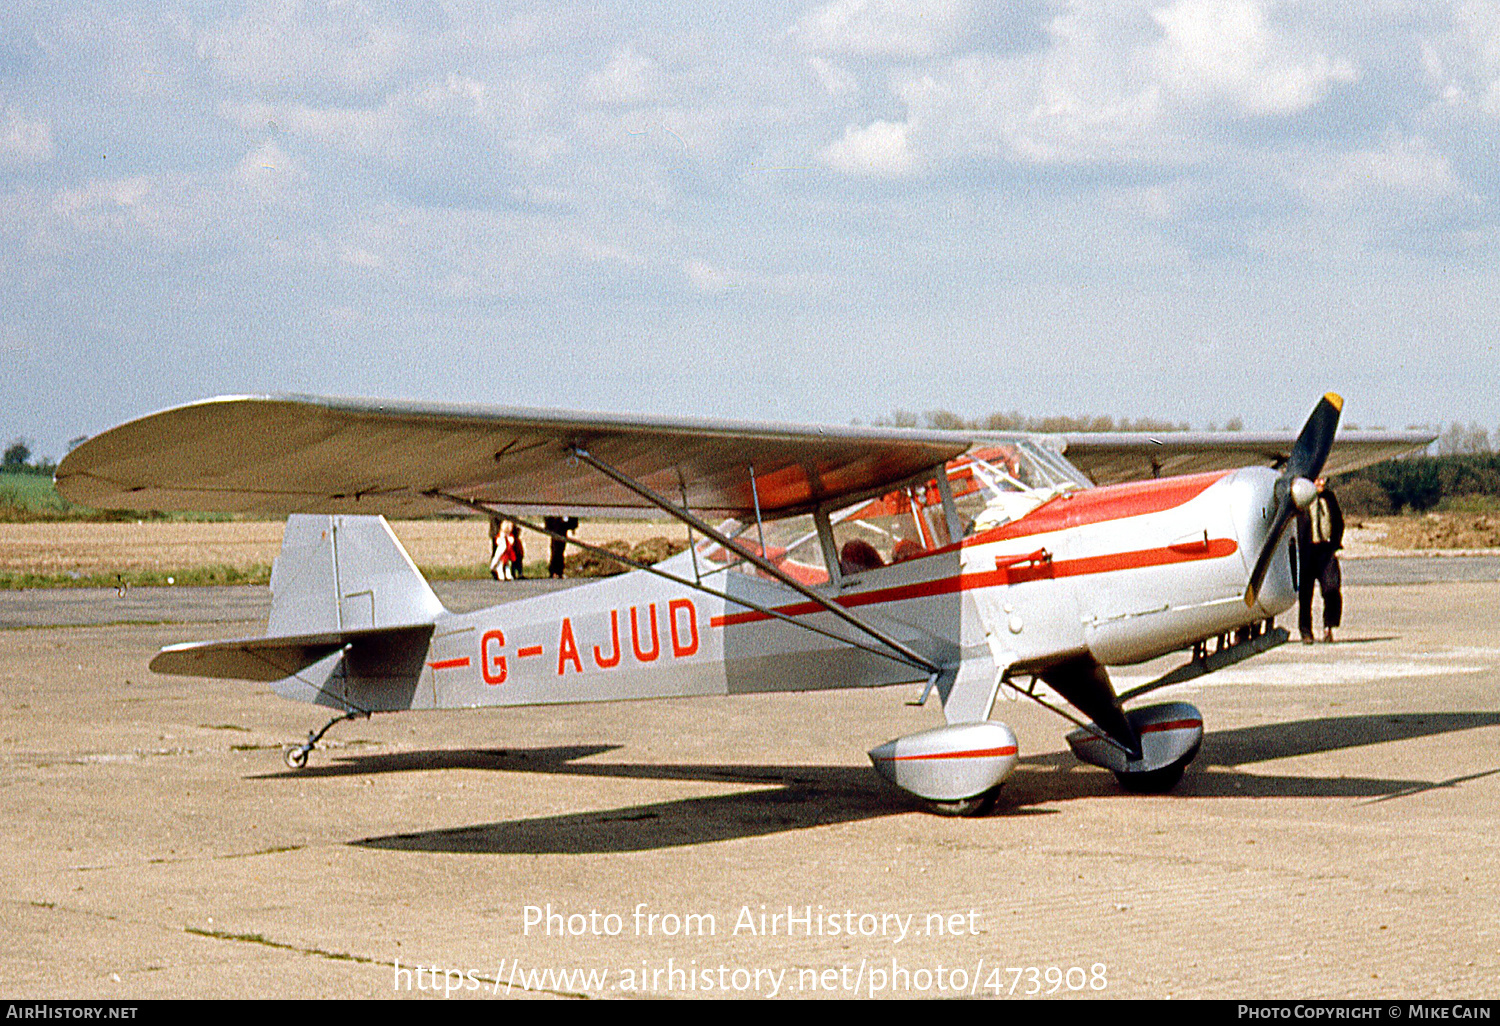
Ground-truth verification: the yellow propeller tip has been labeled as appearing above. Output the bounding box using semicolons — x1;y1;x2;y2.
1324;392;1344;412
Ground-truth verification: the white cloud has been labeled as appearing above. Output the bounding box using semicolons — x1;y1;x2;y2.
1288;132;1465;212
818;1;1360;173
231;141;306;203
0;108;52;166
222;100;404;157
808;56;860;98
339;246;383;269
7;0;1500;461
0;324;26;355
38;173;229;251
410;74;490;117
196;4;412;95
684;258;734;292
581;48;663;106
790;0;973;58
49;177;155;226
819;119;918;175
1150;0;1357;116
1421;1;1500;114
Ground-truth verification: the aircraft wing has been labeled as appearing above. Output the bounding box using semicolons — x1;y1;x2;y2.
55;395;973;519
1048;430;1436;486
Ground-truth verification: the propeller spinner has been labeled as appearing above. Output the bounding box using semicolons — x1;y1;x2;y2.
1243;392;1343;607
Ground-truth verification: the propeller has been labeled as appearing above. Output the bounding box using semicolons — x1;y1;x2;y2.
1243;392;1343;607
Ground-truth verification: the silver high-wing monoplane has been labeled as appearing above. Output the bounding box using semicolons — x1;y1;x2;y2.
55;394;1431;813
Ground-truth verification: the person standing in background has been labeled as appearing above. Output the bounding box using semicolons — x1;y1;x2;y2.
1296;477;1344;643
488;517;505;580
544;515;579;578
508;522;525;580
496;524;518;580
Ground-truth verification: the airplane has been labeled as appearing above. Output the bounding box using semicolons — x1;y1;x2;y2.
54;393;1433;814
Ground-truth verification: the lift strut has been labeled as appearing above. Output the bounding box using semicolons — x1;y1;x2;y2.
565;444;941;675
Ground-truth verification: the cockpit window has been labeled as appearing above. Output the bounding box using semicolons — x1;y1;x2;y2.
696;514;829;585
694;440;1087;584
829;473;953;577
950;441;1085;534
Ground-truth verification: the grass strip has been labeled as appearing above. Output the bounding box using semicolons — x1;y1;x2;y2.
0;564;274;590
0;562;589;590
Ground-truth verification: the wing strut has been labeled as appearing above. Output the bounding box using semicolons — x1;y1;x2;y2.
427;491;934;672
566;444;942;675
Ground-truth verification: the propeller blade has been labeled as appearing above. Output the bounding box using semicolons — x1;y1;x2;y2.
1242;488;1294;606
1243;393;1343;607
1286;393;1343;481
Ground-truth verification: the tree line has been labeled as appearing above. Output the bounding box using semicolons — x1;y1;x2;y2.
1;441;55;476
868;410;1219;433
1333;453;1500;514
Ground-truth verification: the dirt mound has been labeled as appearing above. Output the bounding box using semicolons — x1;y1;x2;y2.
563;540;632;577
560;536;689;577
1376;513;1500;550
629;536;688;565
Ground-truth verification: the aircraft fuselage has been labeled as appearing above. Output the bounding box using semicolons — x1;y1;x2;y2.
290;465;1295;717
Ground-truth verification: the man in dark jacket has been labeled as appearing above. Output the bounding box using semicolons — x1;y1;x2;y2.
1295;477;1344;643
544;515;579;578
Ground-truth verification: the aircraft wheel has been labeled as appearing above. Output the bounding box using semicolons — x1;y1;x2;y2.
926;787;1000;817
284;747;309;771
1113;741;1199;794
1113;764;1184;794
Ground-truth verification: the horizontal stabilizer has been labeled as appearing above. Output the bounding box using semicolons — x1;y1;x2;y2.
150;624;433;682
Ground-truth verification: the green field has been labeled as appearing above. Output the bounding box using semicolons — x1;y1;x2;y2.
0;472;73;517
0;471;235;522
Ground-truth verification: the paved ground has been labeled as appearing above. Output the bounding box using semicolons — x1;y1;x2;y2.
1;567;1496;999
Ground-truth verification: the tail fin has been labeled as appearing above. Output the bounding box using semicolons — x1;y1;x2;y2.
268;514;445;636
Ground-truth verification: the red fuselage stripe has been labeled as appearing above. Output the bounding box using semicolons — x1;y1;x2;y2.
427;657;470;670
873;746;1019;762
1076;718;1203;746
709;539;1238;629
1139;718;1203;734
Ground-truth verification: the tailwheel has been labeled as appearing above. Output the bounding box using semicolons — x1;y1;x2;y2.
283;708;366;771
926;786;1001;817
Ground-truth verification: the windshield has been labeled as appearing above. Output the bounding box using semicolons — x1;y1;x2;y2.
950;441;1086;534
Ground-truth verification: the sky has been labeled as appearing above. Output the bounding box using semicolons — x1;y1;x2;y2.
3;0;1499;460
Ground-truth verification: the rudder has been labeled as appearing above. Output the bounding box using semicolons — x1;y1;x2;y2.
268;514;445;636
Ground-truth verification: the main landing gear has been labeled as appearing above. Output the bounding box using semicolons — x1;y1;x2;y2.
284;709;366;770
1066;701;1205;793
925;787;1003;817
868;722;1019;817
1112;739;1202;794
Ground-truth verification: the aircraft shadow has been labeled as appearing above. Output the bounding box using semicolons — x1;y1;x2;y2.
354;771;913;855
327;711;1500;855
